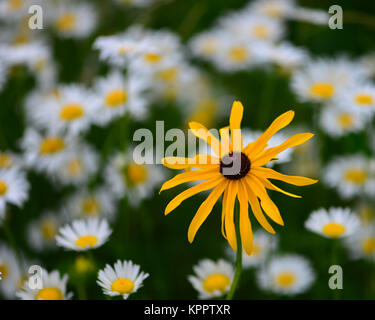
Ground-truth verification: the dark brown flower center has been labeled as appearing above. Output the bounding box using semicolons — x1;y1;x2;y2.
220;152;251;180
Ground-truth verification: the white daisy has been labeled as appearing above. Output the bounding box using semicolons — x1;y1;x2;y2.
287;7;329;25
188;259;234;299
64;187;117;221
212;38;271;72
246;0;296;19
93;70;149;124
320;106;367;138
344;223;375;262
56;218;112;251
0;41;49;69
323;155;373;199
0;151;22;171
97;260;149;299
21;128;72;174
48;2;97;39
189;30;226;60
93;26;143;67
256;254;315;295
53;142;99;186
0;244;21;299
227;230;278;268
27;212;62;252
129;30;183;74
291;57;370;103
269;42;308;73
336;83;375;117
305;207;361;239
0;168;29;218
104;150;165;207
16;269;73;300
0;0;31;21
219;13;285;43
32;85;100;135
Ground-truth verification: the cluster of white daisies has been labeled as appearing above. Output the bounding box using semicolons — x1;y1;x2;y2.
0;0;374;300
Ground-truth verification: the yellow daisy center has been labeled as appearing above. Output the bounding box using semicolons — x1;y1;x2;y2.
82;197;100;216
124;163;148;186
157;67;178;82
345;169;367;184
56;13;76;32
40;137;65;155
41;220;57;240
309;82;335;99
9;0;23;10
228;46;248;62
75;255;93;273
60;104;84;121
0;181;8;196
0;154;12;169
202;40;218;56
355;94;373;106
34;59;46;73
337;113;354;129
265;4;282;17
75;235;98;248
362;237;375;254
276;272;296;287
322;222;346;238
203;273;230;294
35;288;63;300
144;53;162;64
118;47;129;55
67;159;83;177
0;264;9;279
111;278;135;294
106;89;128;107
12;34;30;46
253;25;269;38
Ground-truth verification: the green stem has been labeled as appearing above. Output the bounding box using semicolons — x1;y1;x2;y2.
2;214;22;265
226;203;242;300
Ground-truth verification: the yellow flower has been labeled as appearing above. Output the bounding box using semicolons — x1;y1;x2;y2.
160;101;317;254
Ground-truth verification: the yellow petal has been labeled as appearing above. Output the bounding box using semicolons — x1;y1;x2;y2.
230;101;244;152
189;122;222;156
188;180;228;243
219;126;232;156
243;178;276;234
221;188;228;239
252;133;314;167
238;181;253;255
225;180;238;251
247;175;284;226
251;167;318;186
252;172;301;198
162;155;219;169
244;110;295;157
164;176;223;215
230;101;244;130
159;168;219;193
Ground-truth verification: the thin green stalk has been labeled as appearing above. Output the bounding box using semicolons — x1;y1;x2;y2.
226;203;242;300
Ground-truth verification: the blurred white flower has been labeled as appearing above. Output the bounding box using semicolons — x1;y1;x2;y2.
188;259;234;299
256;254;315;295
